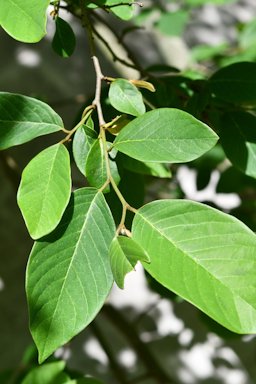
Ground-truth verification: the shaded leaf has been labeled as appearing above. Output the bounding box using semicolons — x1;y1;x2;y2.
114;108;218;163
218;111;256;178
209;62;256;106
73;125;97;176
0;92;63;150
120;154;171;178
109;236;150;288
52;17;76;58
0;0;49;42
26;188;115;363
109;79;145;117
17;144;71;239
86;139;120;192
132;199;256;333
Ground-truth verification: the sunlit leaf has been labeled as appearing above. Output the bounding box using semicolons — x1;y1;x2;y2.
0;0;50;42
114;108;218;163
27;188;115;362
17;144;71;239
132;199;256;333
109;79;146;117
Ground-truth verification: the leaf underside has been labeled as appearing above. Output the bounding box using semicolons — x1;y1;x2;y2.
132;199;256;333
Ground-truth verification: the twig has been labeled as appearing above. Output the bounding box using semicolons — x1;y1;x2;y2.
91;24;138;70
92;56;106;126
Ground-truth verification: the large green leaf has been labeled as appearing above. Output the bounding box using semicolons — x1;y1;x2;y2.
218;111;256;178
0;0;50;42
17;144;71;239
109;236;150;289
26;188;115;362
21;361;68;384
52;17;76;58
114;108;218;163
0;93;63;150
208;62;256;106
109;79;146;117
132;199;256;333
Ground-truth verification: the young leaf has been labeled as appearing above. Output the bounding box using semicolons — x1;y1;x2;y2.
17;144;71;240
0;93;63;150
209;62;256;106
52;17;76;58
86;139;120;192
26;188;115;363
109;79;146;117
0;0;50;42
114;108;218;163
21;361;68;384
109;236;150;289
73;124;97;176
120;154;172;178
218;111;256;178
132;199;256;334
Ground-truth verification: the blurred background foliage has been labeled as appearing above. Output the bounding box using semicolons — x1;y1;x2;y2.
2;0;256;383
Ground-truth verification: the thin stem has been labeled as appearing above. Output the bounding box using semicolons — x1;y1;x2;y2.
91;24;138;70
92;56;106;126
59;106;94;144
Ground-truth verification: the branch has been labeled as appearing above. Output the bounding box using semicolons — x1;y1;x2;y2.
103;305;178;384
90;320;130;384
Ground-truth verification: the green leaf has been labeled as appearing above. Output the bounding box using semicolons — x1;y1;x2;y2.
209;62;256;106
156;11;189;36
0;0;50;42
73;125;97;176
109;79;146;117
109;236;150;289
17;144;71;240
0;92;63;150
132;199;256;333
218;111;256;178
120;154;171;178
86;139;120;192
26;188;115;363
21;361;68;384
239;19;256;49
114;108;218;163
85;0;135;19
106;0;135;20
52;17;76;58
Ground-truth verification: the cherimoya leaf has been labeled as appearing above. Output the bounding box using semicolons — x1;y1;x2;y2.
0;92;63;150
17;144;71;239
26;188;115;362
0;0;50;42
132;199;256;333
114;108;218;163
